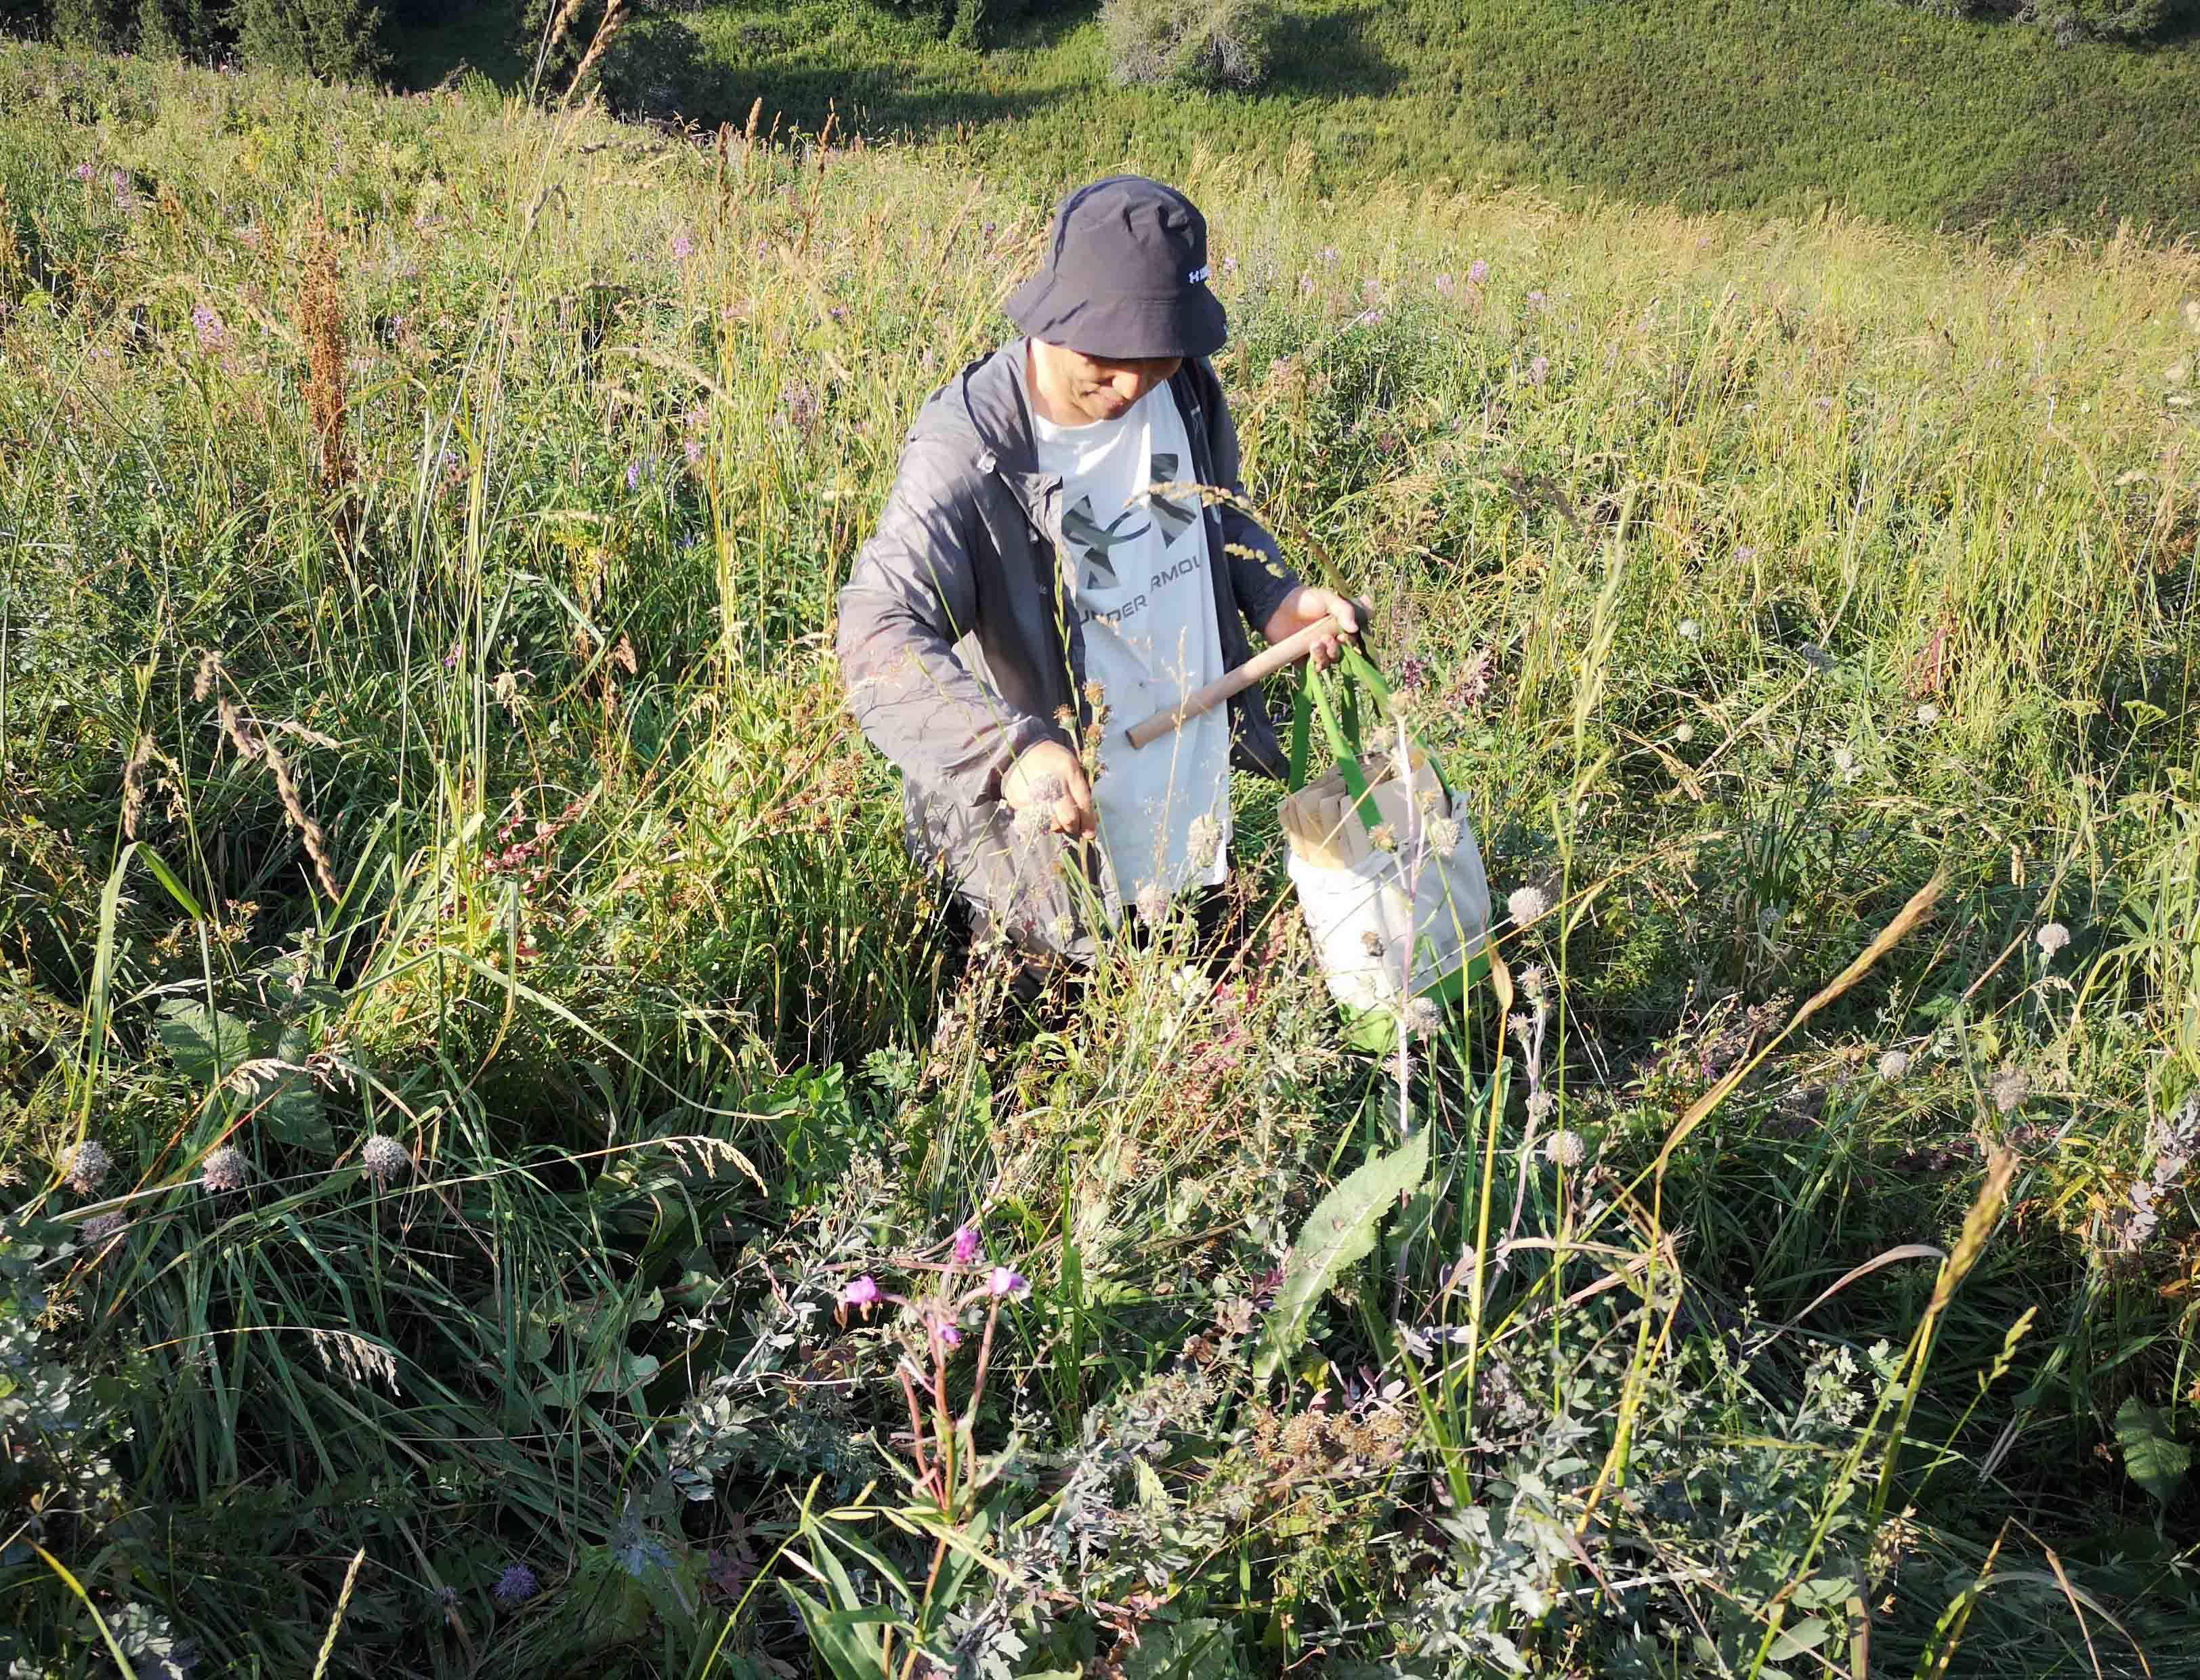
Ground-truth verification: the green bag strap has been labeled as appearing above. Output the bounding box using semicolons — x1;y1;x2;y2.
1289;646;1451;833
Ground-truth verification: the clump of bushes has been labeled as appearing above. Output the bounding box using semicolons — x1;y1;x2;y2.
1888;0;2191;43
1101;0;1286;90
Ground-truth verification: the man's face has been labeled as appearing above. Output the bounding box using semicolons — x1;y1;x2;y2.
1042;344;1183;423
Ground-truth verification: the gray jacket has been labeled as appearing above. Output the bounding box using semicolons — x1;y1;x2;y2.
835;338;1302;873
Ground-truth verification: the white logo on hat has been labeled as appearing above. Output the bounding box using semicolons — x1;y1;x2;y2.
1186;264;1210;285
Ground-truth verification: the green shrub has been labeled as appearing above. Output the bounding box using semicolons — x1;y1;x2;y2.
228;0;385;79
46;0;132;47
1884;0;2184;38
1101;0;1284;90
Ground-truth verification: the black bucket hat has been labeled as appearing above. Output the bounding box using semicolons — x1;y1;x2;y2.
1006;175;1227;361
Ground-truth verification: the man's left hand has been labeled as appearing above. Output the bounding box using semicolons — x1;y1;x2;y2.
1262;586;1361;667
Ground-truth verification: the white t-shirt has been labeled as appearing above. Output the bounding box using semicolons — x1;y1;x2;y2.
1033;382;1231;920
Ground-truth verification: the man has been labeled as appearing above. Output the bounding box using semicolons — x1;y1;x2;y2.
836;174;1358;971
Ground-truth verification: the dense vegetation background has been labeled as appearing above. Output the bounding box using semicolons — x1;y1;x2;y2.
1;9;2197;1679
4;0;2200;243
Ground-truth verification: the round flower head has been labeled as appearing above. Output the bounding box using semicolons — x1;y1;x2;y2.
1011;801;1052;844
1876;1049;1911;1083
951;1224;983;1266
2035;922;2071;961
842;1275;882;1309
64;1140;113;1196
200;1145;251;1194
1135;881;1170;925
1468;257;1489;284
1543;1129;1586;1169
1677;618;1700;642
1916;703;1941;727
1525;1089;1555;1126
1672;723;1695;744
81;1211;129;1246
493;1563;540;1606
1989;1066;2031;1116
360;1134;412;1188
1507;886;1550;927
987;1266;1029;1300
1833;747;1856;775
1404;996;1443;1039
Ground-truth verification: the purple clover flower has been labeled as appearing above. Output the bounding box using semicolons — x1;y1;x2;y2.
1525;290;1546;309
780;381;821;434
670;230;694;260
933;1320;963;1350
987;1266;1028;1300
843;1275;881;1307
191;304;227;352
952;1225;983;1265
1468;258;1489;285
493;1563;539;1606
1433;272;1455;296
74;161;96;182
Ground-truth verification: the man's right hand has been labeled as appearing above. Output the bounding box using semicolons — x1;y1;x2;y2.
1001;740;1098;840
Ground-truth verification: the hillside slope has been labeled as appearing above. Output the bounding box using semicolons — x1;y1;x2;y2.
394;0;2200;245
3;38;2199;1678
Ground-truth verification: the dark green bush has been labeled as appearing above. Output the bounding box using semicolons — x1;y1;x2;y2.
1884;0;2186;40
228;0;385;78
1101;0;1284;89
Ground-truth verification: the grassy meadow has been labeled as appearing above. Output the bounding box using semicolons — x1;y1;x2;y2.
392;0;2200;247
3;35;2200;1679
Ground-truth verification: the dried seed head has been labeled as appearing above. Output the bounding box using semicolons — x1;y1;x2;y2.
1135;881;1169;925
1989;1066;2031;1116
1368;822;1398;852
1543;1128;1584;1168
201;1145;251;1194
1187;814;1223;866
1429;815;1462;856
1404;996;1443;1038
2035;922;2071;960
1525;1089;1555;1127
64;1140;113;1195
360;1134;412;1187
1517;965;1548;1005
1507;886;1550;927
81;1210;130;1246
1876;1049;1911;1083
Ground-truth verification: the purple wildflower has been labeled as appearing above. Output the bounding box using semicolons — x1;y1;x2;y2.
493;1563;540;1606
191;304;227;352
1525;289;1546;308
952;1225;983;1265
1221;253;1238;276
843;1275;881;1307
1298;274;1315;297
933;1320;963;1350
987;1266;1028;1300
684;436;704;467
1317;245;1338;266
670;230;694;260
780;381;821;434
1433;272;1455;296
1353;308;1383;329
1528;354;1549;387
1468;258;1489;285
74;161;96;182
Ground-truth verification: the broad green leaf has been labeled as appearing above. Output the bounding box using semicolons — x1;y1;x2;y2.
1117;1617;1231;1680
1768;1616;1829;1659
2115;1395;2191;1506
1253;1125;1431;1384
156;1000;252;1085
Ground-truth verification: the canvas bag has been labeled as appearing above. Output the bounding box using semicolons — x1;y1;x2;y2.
1279;648;1491;1051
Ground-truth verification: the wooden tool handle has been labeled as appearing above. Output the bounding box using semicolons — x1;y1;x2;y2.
1124;613;1344;749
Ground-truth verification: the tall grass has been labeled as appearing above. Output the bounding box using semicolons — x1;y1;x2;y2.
1;38;2197;1677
